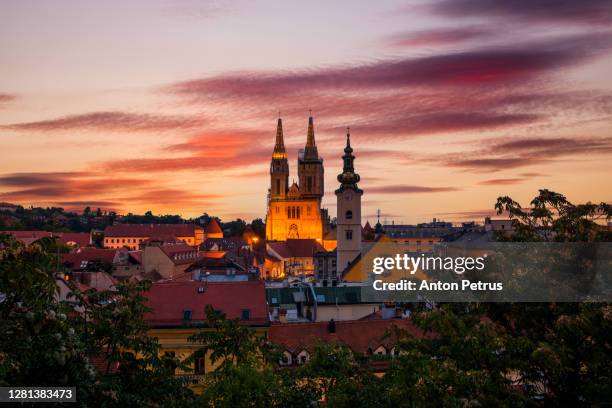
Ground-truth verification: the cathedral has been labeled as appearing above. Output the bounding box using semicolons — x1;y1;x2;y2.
265;115;326;242
265;114;364;274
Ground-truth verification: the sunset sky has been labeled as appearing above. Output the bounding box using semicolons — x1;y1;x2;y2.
1;0;611;224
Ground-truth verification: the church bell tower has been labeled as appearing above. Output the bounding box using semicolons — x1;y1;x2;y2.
335;129;363;273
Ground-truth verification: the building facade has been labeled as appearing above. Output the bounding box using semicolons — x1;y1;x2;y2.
265;116;324;242
103;224;204;250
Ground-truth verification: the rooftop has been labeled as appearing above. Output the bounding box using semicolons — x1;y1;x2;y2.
104;224;202;238
268;239;326;259
269;318;424;354
144;280;269;327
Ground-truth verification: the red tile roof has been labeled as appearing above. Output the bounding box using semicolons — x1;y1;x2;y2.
56;232;91;247
269;319;424;354
205;219;223;235
148;243;198;265
104;224;202;238
144;281;269;327
62;248;119;270
7;230;91;247
268;239;326;259
90;353;120;374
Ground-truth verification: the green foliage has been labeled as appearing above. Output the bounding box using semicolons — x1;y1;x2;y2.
1;189;610;407
495;189;611;242
0;234;197;407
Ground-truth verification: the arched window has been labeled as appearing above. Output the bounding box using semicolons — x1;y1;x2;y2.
296;207;300;219
291;207;296;219
345;210;353;220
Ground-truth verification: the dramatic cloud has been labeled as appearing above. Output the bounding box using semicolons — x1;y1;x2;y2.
386;27;492;47
367;185;459;194
55;200;121;208
2;111;205;132
118;189;221;206
430;0;612;25
0;171;219;212
441;136;612;172
170;32;611;103
433;209;499;220
478;178;527;185
0;94;16;104
352;111;539;136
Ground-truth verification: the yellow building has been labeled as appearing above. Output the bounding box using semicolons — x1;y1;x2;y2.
144;281;270;391
265;116;325;242
103;224;204;250
342;235;428;283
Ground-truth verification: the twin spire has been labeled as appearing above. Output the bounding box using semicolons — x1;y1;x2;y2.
304;115;318;160
272;113;318;160
272;117;287;159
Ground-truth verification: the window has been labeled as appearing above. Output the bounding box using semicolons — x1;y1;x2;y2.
241;309;251;320
297;351;310;365
345;210;353;220
280;351;292;366
346;230;353;240
194;357;206;375
307;176;312;192
291;207;296;219
183;309;192;321
275;179;280;195
307;206;311;216
296;207;300;219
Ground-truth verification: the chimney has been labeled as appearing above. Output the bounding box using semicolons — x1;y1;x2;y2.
327;318;336;333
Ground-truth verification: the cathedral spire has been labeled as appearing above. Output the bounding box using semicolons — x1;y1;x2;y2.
273;117;287;159
304;113;318;159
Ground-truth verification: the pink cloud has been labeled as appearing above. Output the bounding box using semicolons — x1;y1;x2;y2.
2;111;205;132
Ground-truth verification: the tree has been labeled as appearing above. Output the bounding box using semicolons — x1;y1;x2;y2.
495;189;611;242
189;306;295;408
250;218;266;239
0;233;96;401
0;233;197;407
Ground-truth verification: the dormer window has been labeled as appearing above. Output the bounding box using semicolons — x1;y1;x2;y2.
280;351;292;366
297;350;310;365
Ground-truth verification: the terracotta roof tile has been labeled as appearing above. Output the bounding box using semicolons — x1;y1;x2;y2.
144;281;269;327
62;248;119;270
205;219;223;235
104;224;202;238
268;239;326;259
8;231;91;247
269;319;424;354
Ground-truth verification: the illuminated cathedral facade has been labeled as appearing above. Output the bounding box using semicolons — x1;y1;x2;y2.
265;116;326;242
